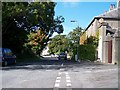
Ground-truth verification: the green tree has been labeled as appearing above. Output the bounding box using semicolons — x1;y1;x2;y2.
67;26;83;54
48;35;69;54
2;2;64;55
24;29;48;56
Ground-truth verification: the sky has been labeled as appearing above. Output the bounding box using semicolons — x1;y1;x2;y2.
53;1;117;36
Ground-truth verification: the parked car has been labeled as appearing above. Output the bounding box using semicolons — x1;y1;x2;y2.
0;48;16;66
58;52;67;60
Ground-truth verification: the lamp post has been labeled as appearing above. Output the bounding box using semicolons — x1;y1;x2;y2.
70;20;80;62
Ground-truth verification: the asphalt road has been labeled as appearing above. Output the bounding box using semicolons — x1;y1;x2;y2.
1;57;118;89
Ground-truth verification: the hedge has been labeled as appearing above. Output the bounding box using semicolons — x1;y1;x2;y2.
78;44;96;61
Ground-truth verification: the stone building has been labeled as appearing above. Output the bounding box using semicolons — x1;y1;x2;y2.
80;0;120;64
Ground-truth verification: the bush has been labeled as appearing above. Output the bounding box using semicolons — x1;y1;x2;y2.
78;44;96;61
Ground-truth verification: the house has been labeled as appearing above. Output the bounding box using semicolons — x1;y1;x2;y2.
80;0;120;64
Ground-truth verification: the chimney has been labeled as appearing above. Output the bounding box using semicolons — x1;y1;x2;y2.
109;4;115;11
117;0;120;7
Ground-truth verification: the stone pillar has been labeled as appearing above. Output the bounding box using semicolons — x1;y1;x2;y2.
112;29;120;64
100;26;106;63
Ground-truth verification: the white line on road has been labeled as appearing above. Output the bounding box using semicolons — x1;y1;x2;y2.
58;72;62;75
65;72;68;75
45;70;52;71
60;68;64;71
66;80;71;83
66;75;70;77
66;76;70;79
54;83;60;88
56;80;61;83
54;71;62;88
65;72;72;88
56;77;61;80
66;83;71;87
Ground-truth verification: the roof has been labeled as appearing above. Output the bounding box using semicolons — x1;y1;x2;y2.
98;8;119;18
85;7;120;31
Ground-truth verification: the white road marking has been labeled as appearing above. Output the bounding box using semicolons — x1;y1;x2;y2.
65;72;68;75
56;77;61;80
66;80;71;83
45;70;52;71
85;71;91;73
54;83;60;88
66;83;71;87
54;69;72;88
56;80;61;83
65;72;72;88
66;75;70;77
60;68;64;71
66;76;70;79
58;72;62;75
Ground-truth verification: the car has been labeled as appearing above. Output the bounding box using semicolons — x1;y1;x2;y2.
58;52;67;60
0;48;16;66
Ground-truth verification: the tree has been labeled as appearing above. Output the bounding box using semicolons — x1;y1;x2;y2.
24;29;48;55
2;2;64;55
67;26;83;53
48;35;69;54
67;26;82;46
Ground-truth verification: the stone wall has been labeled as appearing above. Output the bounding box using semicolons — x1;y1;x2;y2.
112;29;120;64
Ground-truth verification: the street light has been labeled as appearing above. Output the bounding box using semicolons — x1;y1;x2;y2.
70;20;80;62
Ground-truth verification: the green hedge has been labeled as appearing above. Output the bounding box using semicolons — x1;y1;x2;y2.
78;44;96;61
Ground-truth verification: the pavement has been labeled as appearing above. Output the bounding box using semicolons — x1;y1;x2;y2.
1;57;118;89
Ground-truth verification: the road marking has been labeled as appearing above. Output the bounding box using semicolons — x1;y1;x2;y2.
23;80;27;82
60;68;64;71
65;72;68;75
65;72;72;88
66;80;71;83
54;71;62;88
58;72;62;75
45;70;52;71
66;75;70;77
56;80;61;83
54;83;60;88
54;69;72;88
66;83;71;87
56;77;61;80
66;76;70;79
85;71;91;73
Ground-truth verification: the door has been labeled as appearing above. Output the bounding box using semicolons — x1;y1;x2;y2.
108;40;112;63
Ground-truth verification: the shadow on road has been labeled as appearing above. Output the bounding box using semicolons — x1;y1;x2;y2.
2;57;104;71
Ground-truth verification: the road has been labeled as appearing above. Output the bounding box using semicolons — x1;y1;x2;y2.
1;56;118;89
